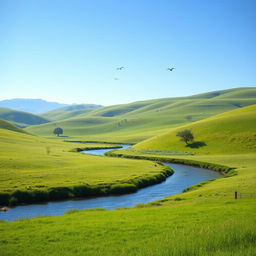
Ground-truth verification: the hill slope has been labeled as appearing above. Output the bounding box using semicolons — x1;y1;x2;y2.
134;104;256;154
0;118;27;134
40;104;102;121
0;107;49;127
26;87;256;143
0;98;67;114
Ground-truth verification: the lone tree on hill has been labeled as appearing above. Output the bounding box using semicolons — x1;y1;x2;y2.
176;129;194;145
53;127;63;137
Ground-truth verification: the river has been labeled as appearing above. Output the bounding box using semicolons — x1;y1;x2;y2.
0;145;221;221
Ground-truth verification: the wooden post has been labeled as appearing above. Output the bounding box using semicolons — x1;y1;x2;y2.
234;191;238;199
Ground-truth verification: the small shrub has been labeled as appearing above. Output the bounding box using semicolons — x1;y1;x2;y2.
11;190;35;204
9;197;18;206
48;187;73;200
110;183;137;194
0;193;10;206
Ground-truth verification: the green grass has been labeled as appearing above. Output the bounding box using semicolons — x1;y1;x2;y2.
0;118;27;134
0;107;49;127
26;87;256;143
0;200;255;256
0;127;169;205
1;95;256;255
134;104;256;154
40;104;102;121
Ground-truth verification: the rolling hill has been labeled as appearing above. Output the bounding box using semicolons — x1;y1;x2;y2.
26;87;256;143
0;118;27;134
40;104;102;121
0;107;50;127
134;104;256;154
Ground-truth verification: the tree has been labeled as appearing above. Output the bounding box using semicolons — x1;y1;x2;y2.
176;129;194;145
53;127;63;137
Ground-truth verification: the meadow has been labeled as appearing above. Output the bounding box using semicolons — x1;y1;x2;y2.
0;90;255;255
26;87;256;143
0;127;169;206
0;198;255;255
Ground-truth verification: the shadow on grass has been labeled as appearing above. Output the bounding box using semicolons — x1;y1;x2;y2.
186;141;207;148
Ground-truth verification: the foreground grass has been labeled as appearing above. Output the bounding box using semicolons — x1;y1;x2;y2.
1;140;255;255
0;128;168;205
0;200;255;256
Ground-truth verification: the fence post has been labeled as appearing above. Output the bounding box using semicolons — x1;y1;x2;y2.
234;191;238;199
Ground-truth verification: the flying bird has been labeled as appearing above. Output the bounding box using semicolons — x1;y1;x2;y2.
167;67;176;71
116;66;125;70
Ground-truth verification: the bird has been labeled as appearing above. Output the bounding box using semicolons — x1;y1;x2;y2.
116;66;125;70
167;67;176;71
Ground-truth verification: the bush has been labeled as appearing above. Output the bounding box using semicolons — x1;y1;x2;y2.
11;190;35;204
9;197;18;206
0;193;10;206
73;185;106;197
48;187;73;200
33;190;49;202
110;183;137;194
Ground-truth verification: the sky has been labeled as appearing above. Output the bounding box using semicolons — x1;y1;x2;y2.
1;0;255;105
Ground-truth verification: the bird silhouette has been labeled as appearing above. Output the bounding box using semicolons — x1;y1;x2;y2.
116;66;125;70
167;67;176;71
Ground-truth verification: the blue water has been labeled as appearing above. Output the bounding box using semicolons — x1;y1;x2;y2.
0;145;221;221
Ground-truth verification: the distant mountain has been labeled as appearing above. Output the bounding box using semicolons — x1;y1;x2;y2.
0;107;50;127
40;104;102;121
0;99;68;114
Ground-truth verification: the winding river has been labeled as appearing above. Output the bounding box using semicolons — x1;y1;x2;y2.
0;145;221;221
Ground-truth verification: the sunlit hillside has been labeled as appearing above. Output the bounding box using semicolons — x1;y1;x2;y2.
26;87;256;143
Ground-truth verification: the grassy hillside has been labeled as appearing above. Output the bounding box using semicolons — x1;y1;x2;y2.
40;104;102;121
0;118;27;134
1;136;256;255
0;107;49;127
0;128;168;206
134;104;256;154
26;87;256;143
1;94;256;255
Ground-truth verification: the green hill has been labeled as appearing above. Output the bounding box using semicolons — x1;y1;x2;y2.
40;104;102;121
0;118;27;134
134;104;256;154
0;107;49;127
0;126;169;206
26;87;256;143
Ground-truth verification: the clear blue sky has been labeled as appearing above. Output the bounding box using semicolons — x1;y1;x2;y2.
1;0;255;105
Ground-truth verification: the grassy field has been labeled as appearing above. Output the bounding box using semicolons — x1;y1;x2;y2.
134;104;256;154
0;150;255;255
0;119;27;134
0;199;255;256
26;87;256;143
0;125;169;206
0;97;255;255
40;104;102;121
